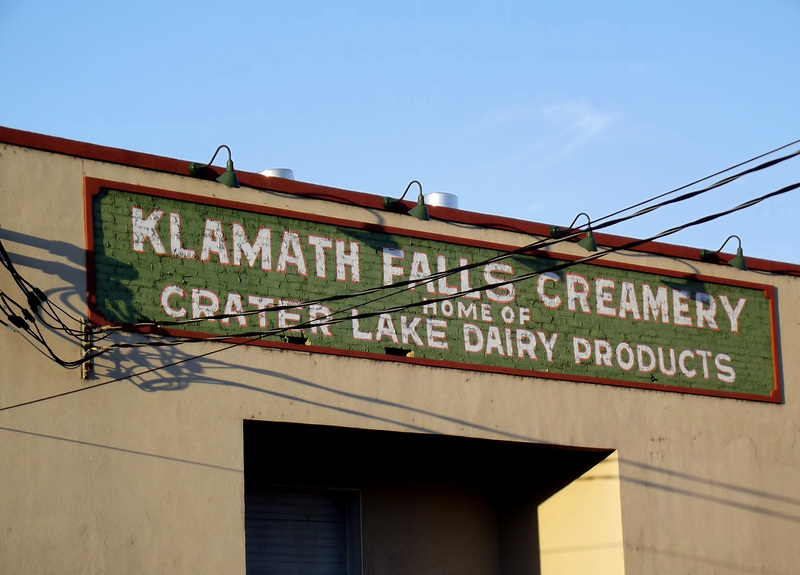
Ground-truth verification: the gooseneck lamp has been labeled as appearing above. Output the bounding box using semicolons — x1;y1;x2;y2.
550;212;598;252
699;235;747;270
383;180;429;221
188;145;240;188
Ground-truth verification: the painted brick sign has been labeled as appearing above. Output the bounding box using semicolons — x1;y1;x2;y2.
86;181;781;402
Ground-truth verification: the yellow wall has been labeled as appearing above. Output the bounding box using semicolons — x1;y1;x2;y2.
539;452;625;574
1;138;799;573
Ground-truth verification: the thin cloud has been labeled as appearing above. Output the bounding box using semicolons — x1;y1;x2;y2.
539;98;617;162
463;104;540;133
464;98;617;170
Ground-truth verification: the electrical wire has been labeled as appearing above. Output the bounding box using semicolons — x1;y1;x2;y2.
71;178;800;354
113;144;800;332
592;137;800;226
0;339;244;413
2;142;800;371
2;177;799;412
7;140;800;341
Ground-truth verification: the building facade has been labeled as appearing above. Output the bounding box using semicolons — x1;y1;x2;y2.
0;126;798;574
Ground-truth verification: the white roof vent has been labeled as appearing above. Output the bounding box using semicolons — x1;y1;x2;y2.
425;192;458;209
260;168;295;180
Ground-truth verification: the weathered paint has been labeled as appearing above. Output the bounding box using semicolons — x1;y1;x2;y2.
88;183;779;400
2;129;800;575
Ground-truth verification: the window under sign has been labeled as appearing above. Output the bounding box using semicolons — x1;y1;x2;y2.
242;421;618;575
245;488;362;575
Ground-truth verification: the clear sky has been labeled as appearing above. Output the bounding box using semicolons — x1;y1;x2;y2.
2;1;799;263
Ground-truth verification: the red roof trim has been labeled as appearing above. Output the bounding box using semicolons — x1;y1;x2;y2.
5;124;800;275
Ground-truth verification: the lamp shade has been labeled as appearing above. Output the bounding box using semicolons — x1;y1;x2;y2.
729;247;747;270
216;159;240;188
408;193;429;221
577;230;597;252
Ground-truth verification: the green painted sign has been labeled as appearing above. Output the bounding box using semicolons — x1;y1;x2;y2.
88;183;780;401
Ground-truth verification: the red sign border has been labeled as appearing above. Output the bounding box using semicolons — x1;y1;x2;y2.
84;177;783;403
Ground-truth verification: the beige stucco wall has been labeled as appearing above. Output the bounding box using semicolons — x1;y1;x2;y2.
1;140;799;574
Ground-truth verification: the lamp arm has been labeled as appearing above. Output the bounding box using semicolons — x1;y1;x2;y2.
567;212;593;230
384;180;423;208
189;145;233;173
398;180;423;202
713;234;742;254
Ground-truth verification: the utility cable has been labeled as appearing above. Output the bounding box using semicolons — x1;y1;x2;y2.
3;178;799;411
5;142;800;337
592;137;800;226
3;143;800;367
115;145;800;331
0;340;243;413
83;178;800;352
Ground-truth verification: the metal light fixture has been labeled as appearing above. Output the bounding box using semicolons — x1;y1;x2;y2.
188;144;240;188
699;235;747;270
383;180;429;221
550;212;598;252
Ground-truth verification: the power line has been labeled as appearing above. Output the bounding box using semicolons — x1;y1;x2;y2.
113;144;800;332
592;137;800;226
3;176;797;407
119;177;800;338
0;340;243;413
2;141;800;376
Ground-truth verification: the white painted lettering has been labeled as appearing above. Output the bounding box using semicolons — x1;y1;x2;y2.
619;281;641;320
642;284;669;323
170;213;196;259
308;304;333;336
459;258;481;299
336;240;360;282
161;284;186;318
192;288;220;319
485;326;505;355
277;299;302;332
276;231;307;275
351;309;372;340
232;224;271;270
382;248;405;286
695;292;718;330
573;337;592;364
131;207;166;254
463;323;484;353
595;278;617;317
200;219;229;264
375;314;399;343
516;329;537;359
426;318;449;349
637;344;656;372
401;316;424;346
715;354;736;383
678;349;696;378
537;331;558;362
566;274;591;313
248;295;274;328
484;262;516;303
221;293;247;326
308;235;333;278
537;272;562;309
409;251;435;293
719;296;746;333
436;255;458;295
672;289;692;327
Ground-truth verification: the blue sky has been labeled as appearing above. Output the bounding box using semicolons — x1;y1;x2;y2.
2;1;799;263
